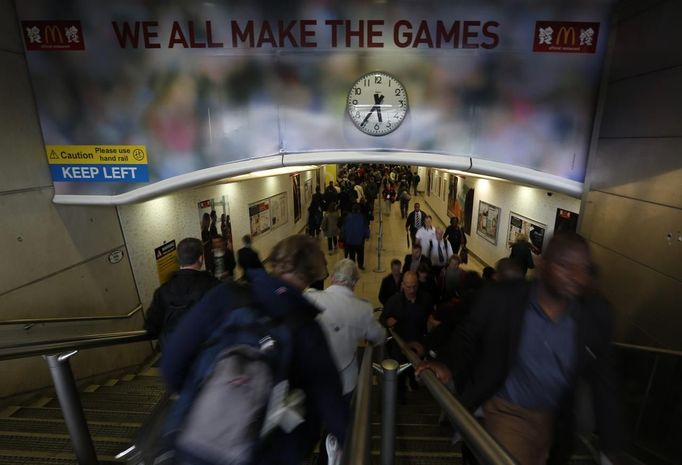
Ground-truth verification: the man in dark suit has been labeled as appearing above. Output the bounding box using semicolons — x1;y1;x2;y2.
417;233;622;465
237;234;263;277
379;259;402;307
402;242;430;274
405;203;424;247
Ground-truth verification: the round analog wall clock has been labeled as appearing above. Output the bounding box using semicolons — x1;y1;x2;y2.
347;71;408;136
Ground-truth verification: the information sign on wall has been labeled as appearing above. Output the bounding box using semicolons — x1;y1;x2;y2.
155;240;178;284
46;145;149;183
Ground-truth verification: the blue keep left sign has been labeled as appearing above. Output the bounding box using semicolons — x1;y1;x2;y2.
50;164;149;183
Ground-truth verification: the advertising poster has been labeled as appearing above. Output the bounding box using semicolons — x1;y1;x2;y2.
269;193;288;230
249;200;271;238
155;240;178;284
198;196;234;278
17;0;611;201
292;173;302;223
508;212;547;255
304;178;313;209
476;200;501;245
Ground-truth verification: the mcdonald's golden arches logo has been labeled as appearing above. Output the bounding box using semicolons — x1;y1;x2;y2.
533;21;599;54
22;20;85;51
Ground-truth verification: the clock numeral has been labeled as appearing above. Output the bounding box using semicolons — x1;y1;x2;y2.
395;88;402;96
355;111;360;118
399;100;405;108
374;123;380;130
364;78;370;86
354;88;361;95
374;76;382;84
387;121;392;127
394;114;401;119
352;99;358;105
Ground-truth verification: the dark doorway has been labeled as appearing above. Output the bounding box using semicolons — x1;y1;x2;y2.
463;188;475;235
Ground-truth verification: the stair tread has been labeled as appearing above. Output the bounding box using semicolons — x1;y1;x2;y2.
0;418;138;438
9;406;149;424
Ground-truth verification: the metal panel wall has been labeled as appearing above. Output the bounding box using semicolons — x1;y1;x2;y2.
590;138;682;208
582;191;682;281
599;67;682;138
582;0;682;351
610;0;682;81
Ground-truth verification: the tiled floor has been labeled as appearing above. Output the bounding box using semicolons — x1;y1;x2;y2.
320;194;484;309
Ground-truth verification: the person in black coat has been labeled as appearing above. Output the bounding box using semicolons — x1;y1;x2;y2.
443;216;466;255
417;233;623;465
405;202;425;246
380;271;431;403
402;242;430;274
237;234;263;277
509;234;535;276
144;238;219;350
379;259;402;307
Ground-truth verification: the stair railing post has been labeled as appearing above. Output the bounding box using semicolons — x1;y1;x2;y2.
44;351;99;465
379;359;398;465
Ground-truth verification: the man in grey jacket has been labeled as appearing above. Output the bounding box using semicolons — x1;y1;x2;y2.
305;259;385;398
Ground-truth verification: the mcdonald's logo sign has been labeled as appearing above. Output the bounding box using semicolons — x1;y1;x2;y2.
532;21;599;54
22;20;85;51
556;26;576;46
43;25;64;45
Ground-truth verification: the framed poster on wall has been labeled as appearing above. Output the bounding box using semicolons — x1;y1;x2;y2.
507;212;547;255
269;192;288;230
476;200;501;245
248;199;271;238
304;178;313;208
198;196;234;278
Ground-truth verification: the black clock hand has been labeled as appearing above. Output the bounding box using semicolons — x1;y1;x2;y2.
360;109;376;127
374;94;384;122
360;94;386;127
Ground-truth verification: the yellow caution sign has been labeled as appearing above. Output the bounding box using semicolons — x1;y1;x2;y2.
46;145;148;165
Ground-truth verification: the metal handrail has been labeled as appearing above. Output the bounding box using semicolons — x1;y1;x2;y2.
0;305;143;326
613;342;682;358
341;345;374;465
0;330;151;361
389;329;518;465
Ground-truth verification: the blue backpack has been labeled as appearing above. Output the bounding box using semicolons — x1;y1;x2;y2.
162;283;308;465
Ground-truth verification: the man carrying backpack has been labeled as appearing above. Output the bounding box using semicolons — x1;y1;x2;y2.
144;237;219;350
161;235;349;465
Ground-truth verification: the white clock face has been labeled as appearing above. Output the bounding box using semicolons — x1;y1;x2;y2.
347;71;408;136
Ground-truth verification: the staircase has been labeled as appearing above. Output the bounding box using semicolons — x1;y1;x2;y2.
0;366;166;465
371;386;462;465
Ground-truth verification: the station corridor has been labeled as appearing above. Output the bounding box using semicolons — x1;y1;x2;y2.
320;193;484;310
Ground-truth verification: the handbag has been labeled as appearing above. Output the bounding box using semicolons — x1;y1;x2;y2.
459;247;469;264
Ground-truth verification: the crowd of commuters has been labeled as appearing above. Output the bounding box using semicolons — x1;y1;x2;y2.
143;163;622;465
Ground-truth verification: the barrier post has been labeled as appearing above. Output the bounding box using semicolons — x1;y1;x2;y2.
44;351;99;465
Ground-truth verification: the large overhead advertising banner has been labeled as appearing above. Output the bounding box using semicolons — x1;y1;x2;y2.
17;0;612;200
